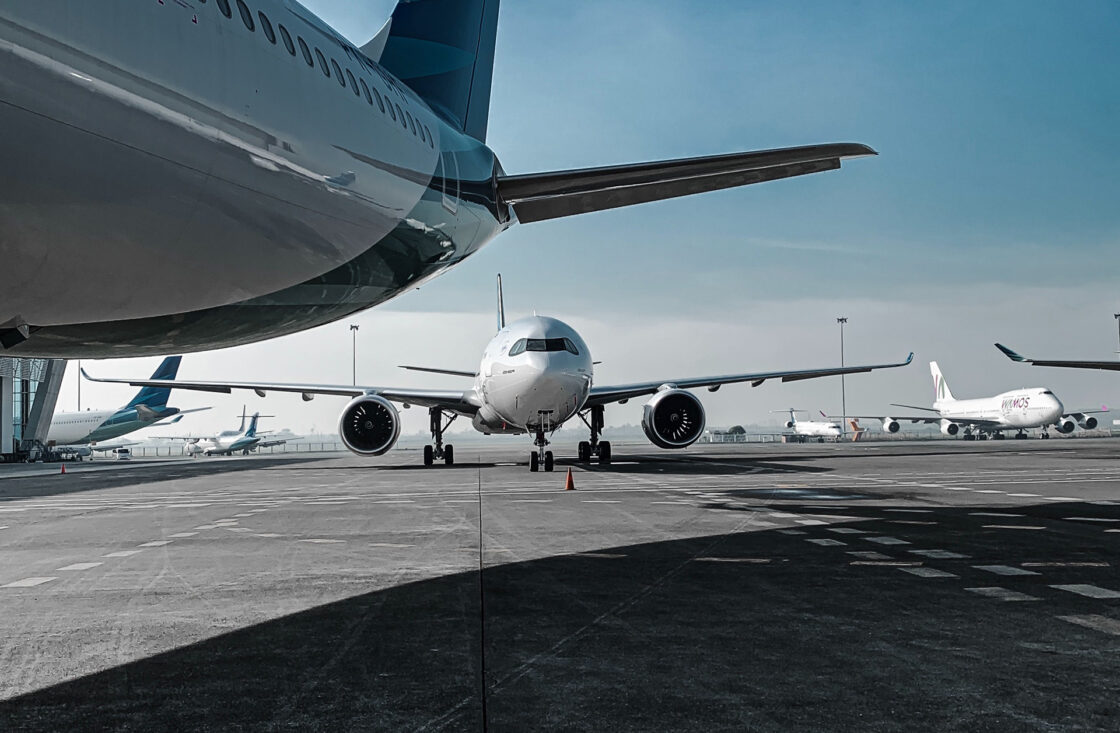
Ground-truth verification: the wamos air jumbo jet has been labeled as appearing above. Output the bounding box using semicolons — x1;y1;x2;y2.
85;279;912;471
846;361;1105;440
0;0;875;357
46;357;209;457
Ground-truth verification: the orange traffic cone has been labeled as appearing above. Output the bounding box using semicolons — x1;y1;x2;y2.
564;467;575;491
60;463;66;475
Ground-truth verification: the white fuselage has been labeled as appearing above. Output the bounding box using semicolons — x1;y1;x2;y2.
46;410;118;445
936;388;1063;430
470;317;594;435
189;431;260;456
792;420;842;439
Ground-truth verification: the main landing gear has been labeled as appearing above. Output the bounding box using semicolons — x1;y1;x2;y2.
576;405;612;467
1014;430;1028;440
530;410;555;472
423;407;456;467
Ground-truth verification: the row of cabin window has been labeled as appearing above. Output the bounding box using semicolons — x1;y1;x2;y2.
203;0;435;148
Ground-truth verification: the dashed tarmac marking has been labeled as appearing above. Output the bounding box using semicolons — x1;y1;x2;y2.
57;562;102;571
885;509;933;513
168;532;197;538
806;538;845;547
370;542;414;548
1059;614;1120;636
777;529;806;536
103;550;142;558
696;557;771;564
966;587;1040;601
970;512;1023;518
3;577;57;587
900;567;957;578
580;500;620;504
138;540;172;547
254;533;283;538
298;539;346;544
194;525;219;530
848;551;891;560
910;549;969;560
865;536;910;546
975;565;1040;576
1043;497;1079;502
1064;517;1120;523
983;525;1045;530
827;528;866;534
1052;584;1120;599
1008;493;1041;497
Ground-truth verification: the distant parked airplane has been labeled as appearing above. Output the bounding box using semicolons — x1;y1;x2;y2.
843;361;1106;440
773;409;842;443
161;408;289;457
84;278;912;471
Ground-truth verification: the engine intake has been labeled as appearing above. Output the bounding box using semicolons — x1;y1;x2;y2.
882;418;900;433
642;389;706;449
1078;416;1098;430
1055;419;1075;434
940;420;959;436
338;395;400;456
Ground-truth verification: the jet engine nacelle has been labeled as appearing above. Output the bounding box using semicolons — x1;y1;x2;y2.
882;418;900;433
642;389;706;449
1055;419;1076;434
785;420;795;429
940;420;959;436
338;395;400;456
1078;416;1098;430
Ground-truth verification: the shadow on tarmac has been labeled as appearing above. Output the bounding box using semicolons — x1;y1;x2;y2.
3;501;1120;730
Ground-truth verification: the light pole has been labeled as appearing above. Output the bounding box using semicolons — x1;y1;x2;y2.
77;359;81;411
837;317;847;436
350;324;359;385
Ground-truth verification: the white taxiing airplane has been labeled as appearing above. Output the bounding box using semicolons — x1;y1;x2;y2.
846;361;1105;440
84;280;912;471
773;409;842;443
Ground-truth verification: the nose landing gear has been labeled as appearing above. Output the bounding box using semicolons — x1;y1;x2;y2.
577;405;612;466
530;410;555;472
423;407;457;466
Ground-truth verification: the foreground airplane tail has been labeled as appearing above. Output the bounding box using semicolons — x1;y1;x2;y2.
125;356;181;408
363;0;499;142
930;361;956;403
245;413;260;439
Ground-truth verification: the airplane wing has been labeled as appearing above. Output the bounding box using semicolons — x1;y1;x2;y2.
832;414;1003;427
88;441;142;453
995;343;1120;372
497;143;876;223
1063;408;1109;419
255;439;289;449
398;366;478;378
80;369;480;415
586;353;913;407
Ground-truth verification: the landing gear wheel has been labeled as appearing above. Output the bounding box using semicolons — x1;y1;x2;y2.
444;444;454;466
817;437;825;443
598;441;612;466
530;451;540;472
578;441;591;463
544;451;554;472
423;445;434;467
1041;432;1050;439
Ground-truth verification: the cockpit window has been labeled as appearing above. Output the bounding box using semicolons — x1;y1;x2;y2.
508;338;580;356
1041;390;1054;395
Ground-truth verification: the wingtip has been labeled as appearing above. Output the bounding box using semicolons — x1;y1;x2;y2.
994;343;1026;361
904;352;914;364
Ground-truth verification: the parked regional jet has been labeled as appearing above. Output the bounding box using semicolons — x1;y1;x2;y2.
84;279;911;471
0;0;875;357
47;357;209;457
996;344;1120;373
162;409;288;456
774;409;842;443
845;362;1105;440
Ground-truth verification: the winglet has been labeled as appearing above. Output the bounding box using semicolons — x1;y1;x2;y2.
994;343;1028;362
496;273;506;331
904;352;914;365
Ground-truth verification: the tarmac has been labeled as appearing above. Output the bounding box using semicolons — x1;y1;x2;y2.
1;439;1119;731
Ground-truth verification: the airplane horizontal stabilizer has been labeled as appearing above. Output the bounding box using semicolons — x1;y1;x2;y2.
496;143;876;223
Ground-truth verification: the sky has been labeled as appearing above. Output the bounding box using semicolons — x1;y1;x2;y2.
63;0;1120;439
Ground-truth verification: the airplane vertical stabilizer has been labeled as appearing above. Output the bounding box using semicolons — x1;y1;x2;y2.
930;361;956;404
246;413;260;439
125;356;181;408
364;0;500;142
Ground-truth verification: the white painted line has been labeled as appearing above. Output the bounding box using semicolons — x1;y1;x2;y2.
900;567;957;578
138;540;172;547
975;565;1040;576
890;520;936;525
57;562;102;571
910;549;969;560
983;525;1045;530
1064;517;1120;523
1007;493;1041;498
795;519;826;526
223;527;252;533
966;587;1040;602
650;501;692;505
827;528;866;534
103;550;143;558
165;503;211;509
233;513;255;518
580;500;620;504
0;508;27;513
168;532;197;538
2;577;57;588
1059;614;1120;636
777;529;806;536
194;525;219;530
1042;497;1078;502
865;536;910;546
509;499;552;503
374;500;416;504
943;487;973;491
696;557;771;564
298;539;346;544
254;533;283;538
1052;584;1120;599
769;513;801;519
970;512;1023;518
370;542;414;548
806;538;846;546
974;490;1004;494
847;551;891;560
1023;562;1109;568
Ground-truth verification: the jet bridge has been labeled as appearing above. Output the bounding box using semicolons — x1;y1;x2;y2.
0;358;65;462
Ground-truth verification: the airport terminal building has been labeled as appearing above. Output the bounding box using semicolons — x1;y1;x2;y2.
0;357;64;462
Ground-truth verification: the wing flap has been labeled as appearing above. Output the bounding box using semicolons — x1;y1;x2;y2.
497;143;876;223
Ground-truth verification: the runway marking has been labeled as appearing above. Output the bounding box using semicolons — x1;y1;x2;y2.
1052;584;1120;599
848;551;891;560
795;519;826;526
57;562;102;571
103;550;143;558
373;500;416;504
581;500;621;504
769;513;801;519
806;538;846;546
370;542;414;548
650;501;691;505
777;529;806;535
1064;517;1120;523
827;528;866;534
165;503;211;508
0;508;27;513
213;520;240;525
884;509;933;514
942;487;973;491
1008;493;1041;497
1042;497;1078;502
900;567;957;578
577;553;626;559
298;539;346;544
2;577;57;588
233;513;255;518
1023;562;1109;568
223;527;253;533
194;525;219;530
966;587;1040;601
974;490;1004;494
168;532;197;538
865;536;910;546
970;512;1023;518
696;557;771;564
910;550;969;559
983;525;1045;530
138;540;172;547
975;565;1040;576
890;520;936;526
510;499;552;503
254;533;283;538
1058;615;1120;636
